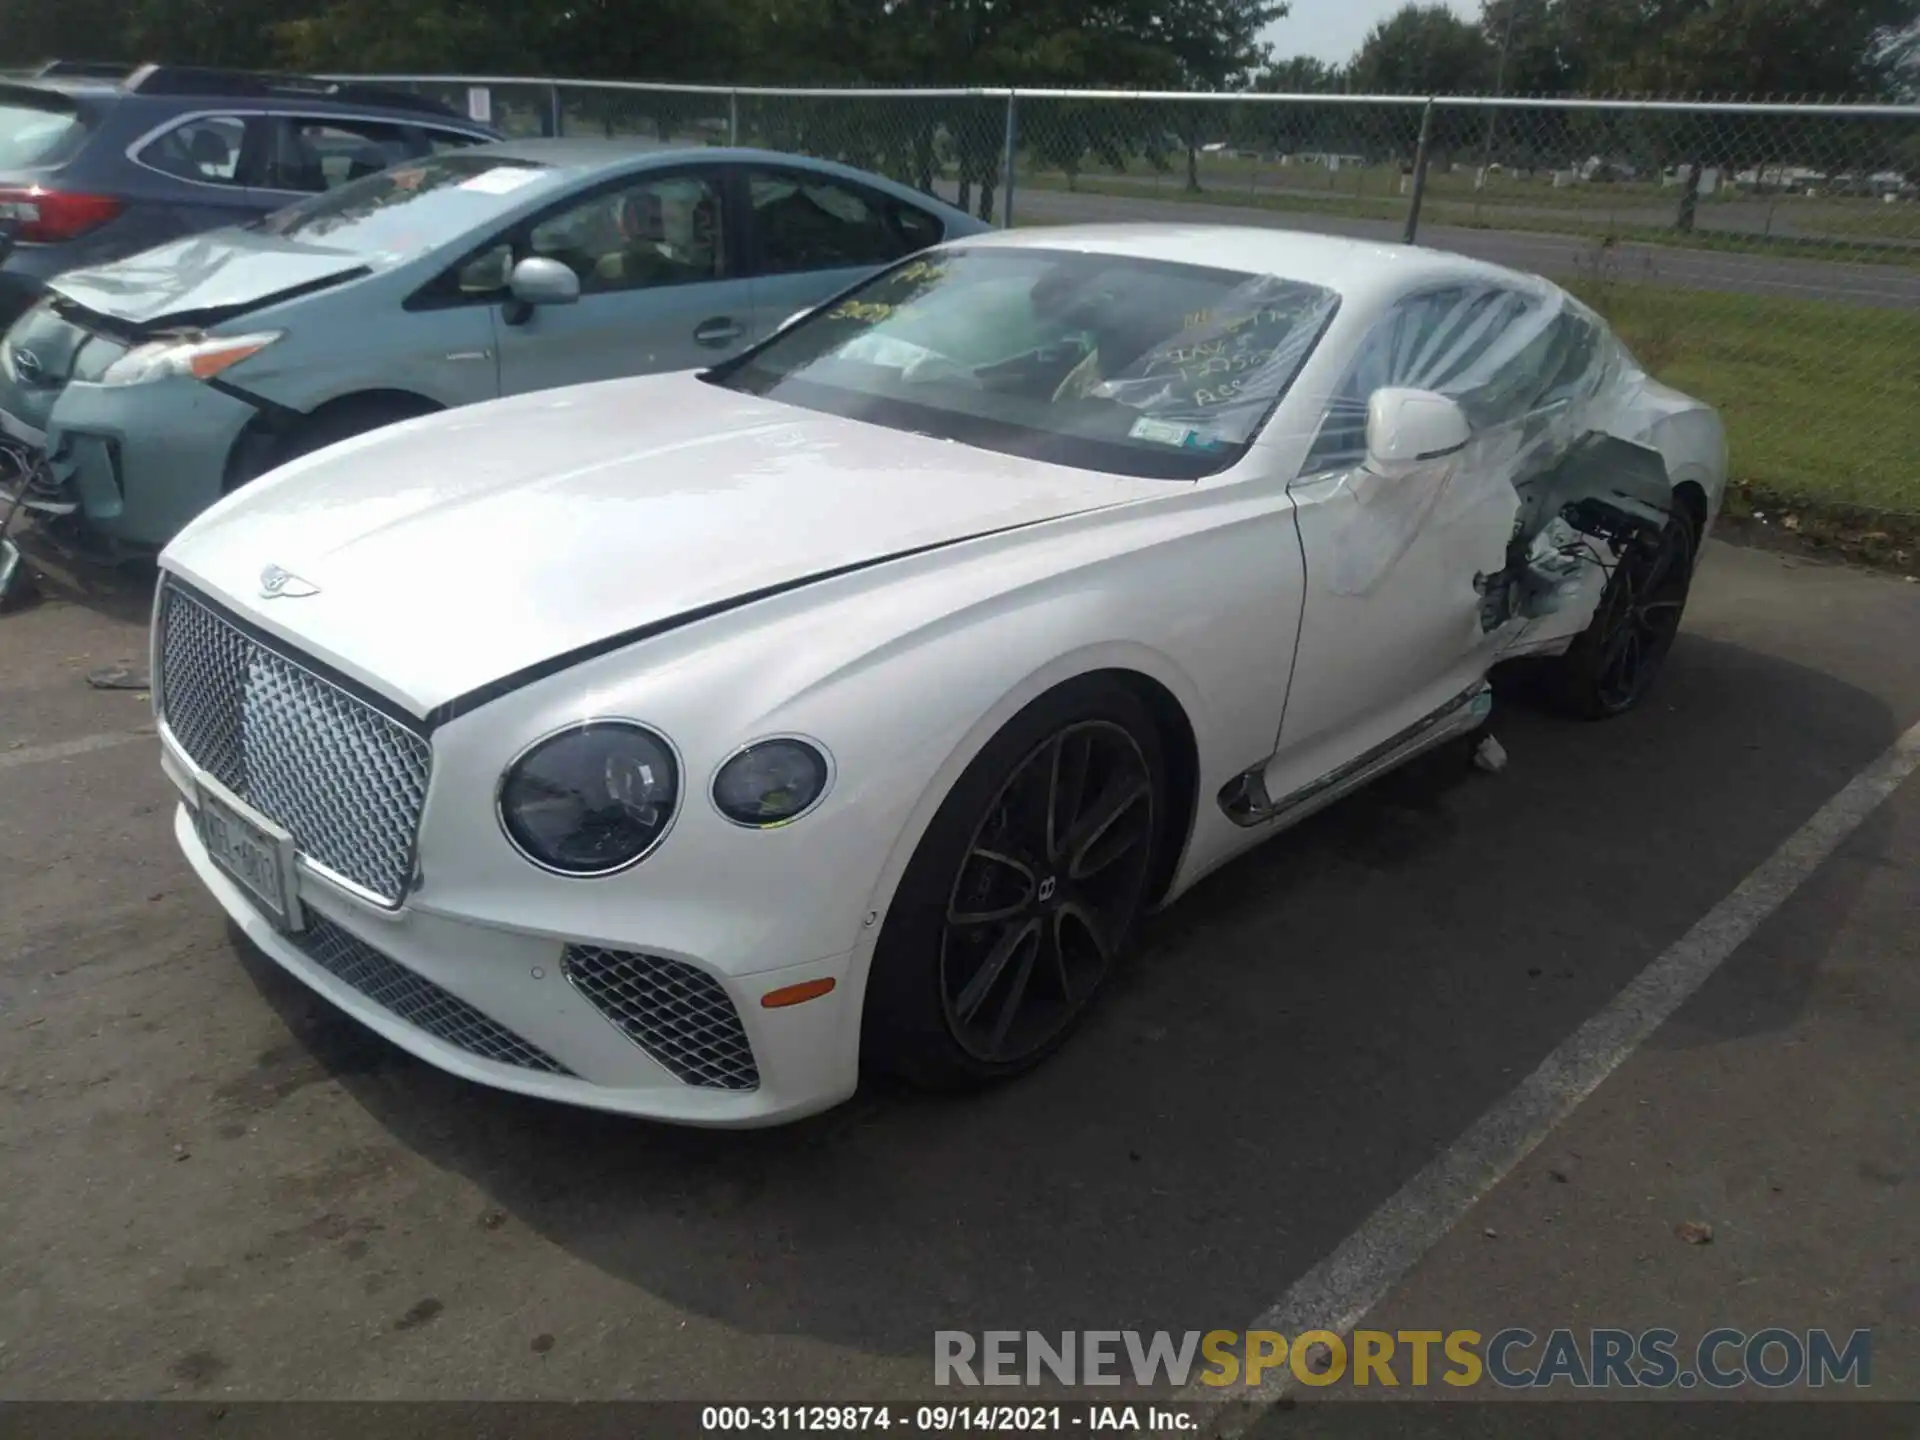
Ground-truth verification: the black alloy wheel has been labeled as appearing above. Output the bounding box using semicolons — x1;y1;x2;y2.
938;721;1156;1065
1551;511;1696;719
861;677;1167;1089
1588;518;1694;714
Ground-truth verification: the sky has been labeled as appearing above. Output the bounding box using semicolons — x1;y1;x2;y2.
1262;0;1478;66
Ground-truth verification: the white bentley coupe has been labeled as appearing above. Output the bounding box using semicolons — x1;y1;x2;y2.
152;224;1727;1126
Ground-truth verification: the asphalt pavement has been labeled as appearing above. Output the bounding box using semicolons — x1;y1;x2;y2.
1;539;1917;1414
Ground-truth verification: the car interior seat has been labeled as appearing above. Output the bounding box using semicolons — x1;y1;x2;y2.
186;127;233;180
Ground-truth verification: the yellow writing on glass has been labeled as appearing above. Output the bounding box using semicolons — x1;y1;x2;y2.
828;300;894;323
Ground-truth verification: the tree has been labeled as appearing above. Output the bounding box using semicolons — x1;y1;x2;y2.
1350;3;1496;94
1145;0;1290;189
1555;0;1920;227
126;0;295;69
273;0;530;73
1256;55;1346;92
1477;0;1584;95
851;0;1288;206
1578;0;1919;96
2;0;141;66
1242;56;1351;161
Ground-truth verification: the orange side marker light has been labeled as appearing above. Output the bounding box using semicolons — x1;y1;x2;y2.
761;977;837;1009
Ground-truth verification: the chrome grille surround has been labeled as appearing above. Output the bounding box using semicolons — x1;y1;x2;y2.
562;946;760;1090
156;581;430;906
292;915;571;1076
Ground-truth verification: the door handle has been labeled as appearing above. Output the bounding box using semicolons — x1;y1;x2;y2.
693;316;745;347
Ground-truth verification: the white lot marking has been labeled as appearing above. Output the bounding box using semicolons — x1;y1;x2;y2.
0;731;153;773
1199;716;1920;1431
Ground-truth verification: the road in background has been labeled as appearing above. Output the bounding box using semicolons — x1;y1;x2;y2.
994;185;1920;309
1028;169;1920;249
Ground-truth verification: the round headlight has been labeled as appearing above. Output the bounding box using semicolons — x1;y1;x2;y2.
498;722;679;875
711;738;831;827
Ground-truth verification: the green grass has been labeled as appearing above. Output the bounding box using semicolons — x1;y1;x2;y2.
1567;281;1920;514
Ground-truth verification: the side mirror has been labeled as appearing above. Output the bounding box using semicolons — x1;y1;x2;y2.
776;308;810;335
507;256;580;308
1364;387;1471;475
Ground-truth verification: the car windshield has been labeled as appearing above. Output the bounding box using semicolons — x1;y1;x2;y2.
0;98;86;168
710;247;1340;480
249;152;558;263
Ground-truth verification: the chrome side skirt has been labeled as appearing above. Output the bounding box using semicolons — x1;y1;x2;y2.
1219;680;1494;830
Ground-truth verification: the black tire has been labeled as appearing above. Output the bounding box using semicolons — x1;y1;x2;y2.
1546;508;1696;719
861;676;1166;1090
229;396;440;491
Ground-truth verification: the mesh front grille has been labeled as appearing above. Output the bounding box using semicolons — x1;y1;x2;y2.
293;915;571;1076
158;583;430;904
563;946;759;1090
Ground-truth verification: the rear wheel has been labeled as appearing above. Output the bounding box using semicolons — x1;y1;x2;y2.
862;678;1164;1089
1548;509;1695;719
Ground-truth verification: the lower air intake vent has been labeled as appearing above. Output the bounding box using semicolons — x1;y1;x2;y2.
562;946;759;1091
292;916;571;1076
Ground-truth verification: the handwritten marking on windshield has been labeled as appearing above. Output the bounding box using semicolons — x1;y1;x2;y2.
829;300;894;322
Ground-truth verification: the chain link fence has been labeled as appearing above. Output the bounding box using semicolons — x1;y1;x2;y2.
345;75;1919;525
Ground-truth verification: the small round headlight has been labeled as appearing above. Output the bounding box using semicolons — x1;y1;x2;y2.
498;721;679;875
712;739;830;827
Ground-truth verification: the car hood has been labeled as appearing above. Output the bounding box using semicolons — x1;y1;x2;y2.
163;373;1167;718
50;229;368;330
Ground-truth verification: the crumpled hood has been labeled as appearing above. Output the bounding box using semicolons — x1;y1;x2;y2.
163;372;1164;716
51;230;368;329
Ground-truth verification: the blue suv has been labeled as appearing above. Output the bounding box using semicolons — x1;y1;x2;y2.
0;61;500;331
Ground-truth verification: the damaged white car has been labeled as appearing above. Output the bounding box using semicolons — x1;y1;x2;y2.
152;225;1725;1125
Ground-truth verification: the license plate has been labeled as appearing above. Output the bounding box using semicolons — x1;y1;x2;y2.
197;784;304;931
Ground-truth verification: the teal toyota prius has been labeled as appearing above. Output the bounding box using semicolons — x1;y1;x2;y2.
0;139;985;553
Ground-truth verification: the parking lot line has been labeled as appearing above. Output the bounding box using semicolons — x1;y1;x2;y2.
0;730;153;773
1205;714;1920;1429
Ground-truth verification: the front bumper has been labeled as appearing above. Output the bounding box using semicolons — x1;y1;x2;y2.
41;377;256;551
164;741;863;1128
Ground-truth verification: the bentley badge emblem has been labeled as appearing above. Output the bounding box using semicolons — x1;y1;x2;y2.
259;564;320;599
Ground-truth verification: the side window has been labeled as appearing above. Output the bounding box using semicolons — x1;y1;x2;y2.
1535;311;1605;410
526;172;725;296
892;201;945;252
137;115;249;186
749;170;921;274
453;242;514;298
267;117;415;194
1301;285;1541;474
1456;309;1563;427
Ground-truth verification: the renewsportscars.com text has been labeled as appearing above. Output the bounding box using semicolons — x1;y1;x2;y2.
933;1328;1872;1390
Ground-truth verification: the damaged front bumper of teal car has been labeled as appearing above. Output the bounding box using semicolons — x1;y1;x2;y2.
45;368;264;556
0;289;290;557
35;370;263;553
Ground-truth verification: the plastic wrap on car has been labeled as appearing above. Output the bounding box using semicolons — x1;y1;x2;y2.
1295;283;1643;600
